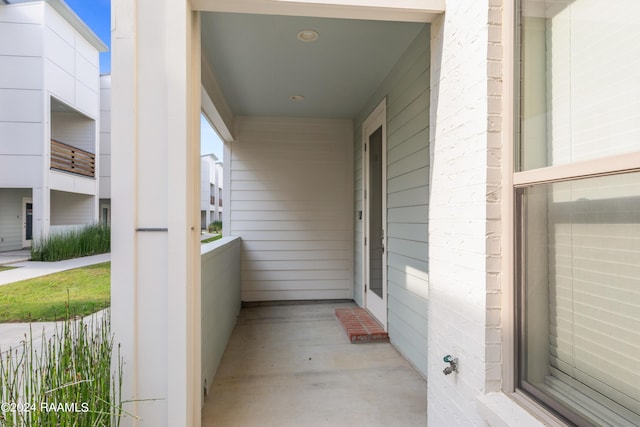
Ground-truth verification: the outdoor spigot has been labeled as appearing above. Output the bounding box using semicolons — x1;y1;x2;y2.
442;354;458;375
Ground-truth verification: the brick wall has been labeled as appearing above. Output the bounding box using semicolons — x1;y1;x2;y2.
427;0;497;425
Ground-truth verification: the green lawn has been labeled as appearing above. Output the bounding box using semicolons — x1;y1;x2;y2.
0;262;110;323
202;234;223;244
0;266;18;272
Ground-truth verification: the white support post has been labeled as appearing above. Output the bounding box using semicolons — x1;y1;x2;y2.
112;1;201;426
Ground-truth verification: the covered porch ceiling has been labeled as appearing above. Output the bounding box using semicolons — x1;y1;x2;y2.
200;12;427;119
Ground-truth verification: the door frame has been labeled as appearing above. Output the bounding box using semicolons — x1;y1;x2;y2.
362;98;387;329
100;203;111;227
22;197;33;248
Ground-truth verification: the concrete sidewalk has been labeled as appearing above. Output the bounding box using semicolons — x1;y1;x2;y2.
0;310;107;355
0;249;31;265
0;253;110;286
0;320;62;353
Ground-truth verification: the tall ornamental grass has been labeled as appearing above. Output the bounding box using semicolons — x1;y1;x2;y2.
31;225;110;262
207;221;222;234
0;310;124;426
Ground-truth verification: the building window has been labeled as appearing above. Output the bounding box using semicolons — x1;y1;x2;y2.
516;1;640;426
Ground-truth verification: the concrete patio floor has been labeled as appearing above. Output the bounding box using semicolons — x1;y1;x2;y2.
202;302;427;427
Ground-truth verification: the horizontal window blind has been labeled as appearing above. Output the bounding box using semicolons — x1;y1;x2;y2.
546;185;640;424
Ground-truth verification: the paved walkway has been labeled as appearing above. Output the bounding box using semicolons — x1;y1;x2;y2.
0;253;110;286
0;253;110;351
0;249;31;265
0;310;108;355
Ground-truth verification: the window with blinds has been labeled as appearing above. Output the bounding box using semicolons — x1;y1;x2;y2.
519;176;640;426
516;1;640;425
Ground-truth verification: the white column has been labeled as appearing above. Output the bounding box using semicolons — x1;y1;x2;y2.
111;0;201;425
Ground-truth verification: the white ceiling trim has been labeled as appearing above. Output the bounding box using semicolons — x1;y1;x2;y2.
201;56;235;142
191;0;444;22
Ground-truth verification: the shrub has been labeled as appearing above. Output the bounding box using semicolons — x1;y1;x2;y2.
0;309;125;426
207;221;222;234
31;224;110;262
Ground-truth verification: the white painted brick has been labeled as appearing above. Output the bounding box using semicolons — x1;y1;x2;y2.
486;326;502;344
428;0;501;425
486;235;501;255
487;95;502;114
488;77;503;95
488;24;502;43
487;60;502;79
486;344;502;363
487;132;502;149
486;274;502;292
489;7;503;25
488;43;503;59
486;308;501;327
487;153;502;170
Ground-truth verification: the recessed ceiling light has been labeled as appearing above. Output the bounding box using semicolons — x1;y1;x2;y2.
297;29;319;42
289;95;305;102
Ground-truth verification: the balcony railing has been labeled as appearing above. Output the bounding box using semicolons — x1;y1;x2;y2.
50;139;95;178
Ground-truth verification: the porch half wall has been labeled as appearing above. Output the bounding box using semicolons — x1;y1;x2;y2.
229;117;354;301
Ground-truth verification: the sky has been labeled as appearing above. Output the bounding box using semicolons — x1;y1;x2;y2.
64;0;111;74
64;0;224;159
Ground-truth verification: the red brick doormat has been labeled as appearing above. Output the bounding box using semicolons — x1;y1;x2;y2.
335;308;389;343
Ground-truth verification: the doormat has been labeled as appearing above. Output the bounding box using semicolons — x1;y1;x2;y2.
335;308;389;343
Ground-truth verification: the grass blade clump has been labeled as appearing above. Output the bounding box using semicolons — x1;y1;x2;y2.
31;224;110;262
0;309;124;426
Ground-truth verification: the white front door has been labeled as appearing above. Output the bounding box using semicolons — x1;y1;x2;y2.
363;99;387;329
22;198;33;248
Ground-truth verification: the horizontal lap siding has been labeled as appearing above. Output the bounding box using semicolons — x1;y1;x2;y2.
231;117;353;302
354;25;430;378
386;29;430;378
51;112;96;154
50;190;94;225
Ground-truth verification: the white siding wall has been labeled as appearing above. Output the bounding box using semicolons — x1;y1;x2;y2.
0;1;102;244
354;25;430;378
50;111;96;153
44;4;100;119
230;117;353;301
99;75;111;199
214;162;223;221
0;188;31;251
200;156;215;211
0;3;44;189
50;190;94;226
201;155;217;228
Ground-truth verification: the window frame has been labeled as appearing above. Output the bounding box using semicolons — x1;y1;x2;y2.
509;0;640;425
